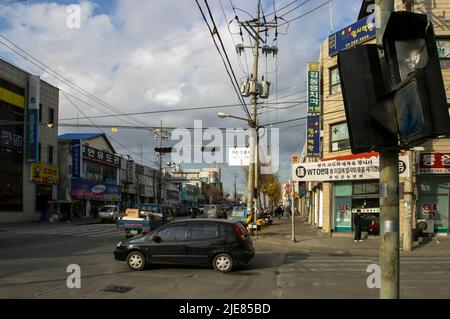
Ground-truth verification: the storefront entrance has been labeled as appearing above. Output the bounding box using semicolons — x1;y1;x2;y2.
417;176;449;234
36;184;52;212
333;181;380;232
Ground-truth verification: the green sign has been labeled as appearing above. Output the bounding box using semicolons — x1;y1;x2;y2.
307;62;321;114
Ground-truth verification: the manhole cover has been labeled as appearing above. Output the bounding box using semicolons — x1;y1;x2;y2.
102;285;134;294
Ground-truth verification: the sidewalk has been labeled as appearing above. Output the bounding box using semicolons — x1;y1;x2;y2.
254;216;450;256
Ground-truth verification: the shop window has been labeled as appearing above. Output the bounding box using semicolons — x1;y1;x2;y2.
353;181;379;195
330;122;350;152
329;66;341;95
437;38;450;70
335;183;352;196
48;145;54;164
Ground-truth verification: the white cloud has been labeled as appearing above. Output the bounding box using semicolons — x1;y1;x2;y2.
0;0;363;188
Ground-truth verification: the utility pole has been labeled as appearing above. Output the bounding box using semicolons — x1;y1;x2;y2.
158;120;163;205
402;0;414;253
376;0;399;299
234;174;237;205
291;179;296;242
246;0;261;225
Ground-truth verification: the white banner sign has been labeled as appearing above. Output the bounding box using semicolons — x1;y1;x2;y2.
292;155;410;182
228;147;250;167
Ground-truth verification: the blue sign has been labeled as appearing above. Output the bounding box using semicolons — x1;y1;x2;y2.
72;140;81;178
70;178;121;202
26;108;39;162
307;116;320;157
328;14;376;56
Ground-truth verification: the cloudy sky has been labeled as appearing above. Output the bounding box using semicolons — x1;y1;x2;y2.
0;0;362;194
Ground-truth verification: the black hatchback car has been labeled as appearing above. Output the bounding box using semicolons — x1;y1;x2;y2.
114;219;254;273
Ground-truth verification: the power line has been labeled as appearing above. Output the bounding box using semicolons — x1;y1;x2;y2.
277;0;332;27
278;0;313;19
61;91;157;165
195;0;252;121
0;33;148;128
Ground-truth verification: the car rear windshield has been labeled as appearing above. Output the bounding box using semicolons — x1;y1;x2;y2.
100;206;114;212
136;204;160;213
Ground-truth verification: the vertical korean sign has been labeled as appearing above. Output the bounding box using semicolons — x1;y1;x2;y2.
307;116;320;157
307;62;320;114
26;75;40;162
72;140;81;178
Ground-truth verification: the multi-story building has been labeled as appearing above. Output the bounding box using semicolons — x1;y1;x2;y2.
300;0;450;237
0;59;59;223
58;133;122;217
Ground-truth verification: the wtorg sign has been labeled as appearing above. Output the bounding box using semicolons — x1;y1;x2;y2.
328;14;376;56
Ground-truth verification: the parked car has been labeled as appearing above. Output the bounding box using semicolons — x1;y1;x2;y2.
116;204;175;237
202;204;227;219
114;219;255;272
99;205;121;223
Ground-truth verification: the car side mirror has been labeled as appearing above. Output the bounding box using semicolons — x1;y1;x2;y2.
153;235;162;243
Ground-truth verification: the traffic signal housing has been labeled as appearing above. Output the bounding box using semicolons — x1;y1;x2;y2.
382;11;450;147
337;11;450;154
338;44;398;154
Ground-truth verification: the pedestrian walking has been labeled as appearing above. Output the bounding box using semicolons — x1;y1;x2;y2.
354;209;363;243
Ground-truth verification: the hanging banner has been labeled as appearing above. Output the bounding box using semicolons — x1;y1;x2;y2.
26;75;40;162
328;14;376;56
292;155;410;182
71;140;81;178
306;116;320;157
307;62;321;114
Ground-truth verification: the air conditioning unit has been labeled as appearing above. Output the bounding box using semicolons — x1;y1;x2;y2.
417;219;435;234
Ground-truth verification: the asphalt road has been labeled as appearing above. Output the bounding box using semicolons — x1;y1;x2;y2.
0;221;449;299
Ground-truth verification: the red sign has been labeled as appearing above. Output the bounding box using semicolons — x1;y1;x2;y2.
421;203;438;219
419;152;450;174
339;204;349;217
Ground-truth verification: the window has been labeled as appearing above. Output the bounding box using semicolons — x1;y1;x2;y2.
157;225;188;241
190;223;217;240
48;108;54;127
329;66;341;95
437;38;450;70
330;122;350;152
353;182;379;195
39;104;42;123
48;145;54;164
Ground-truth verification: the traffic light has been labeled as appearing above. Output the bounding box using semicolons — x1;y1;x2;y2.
338;44;398;154
382;11;450;147
338;11;450;153
155;147;173;154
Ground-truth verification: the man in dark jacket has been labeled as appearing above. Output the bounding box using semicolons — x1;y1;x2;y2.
354;209;363;242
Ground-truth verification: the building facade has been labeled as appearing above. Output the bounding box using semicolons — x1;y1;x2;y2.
58;133;122;217
0;59;59;223
299;0;450;237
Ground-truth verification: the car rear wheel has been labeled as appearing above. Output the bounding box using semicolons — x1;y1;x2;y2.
213;253;234;273
127;251;146;271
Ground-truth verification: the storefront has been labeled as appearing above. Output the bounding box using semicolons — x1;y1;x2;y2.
333;181;380;232
31;163;59;212
416;152;450;234
70;178;122;217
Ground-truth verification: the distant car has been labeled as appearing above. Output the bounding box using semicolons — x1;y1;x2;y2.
99;205;121;223
228;206;249;225
114;219;255;272
202;205;226;219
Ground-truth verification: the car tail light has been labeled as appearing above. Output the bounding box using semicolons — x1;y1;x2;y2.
234;224;245;241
